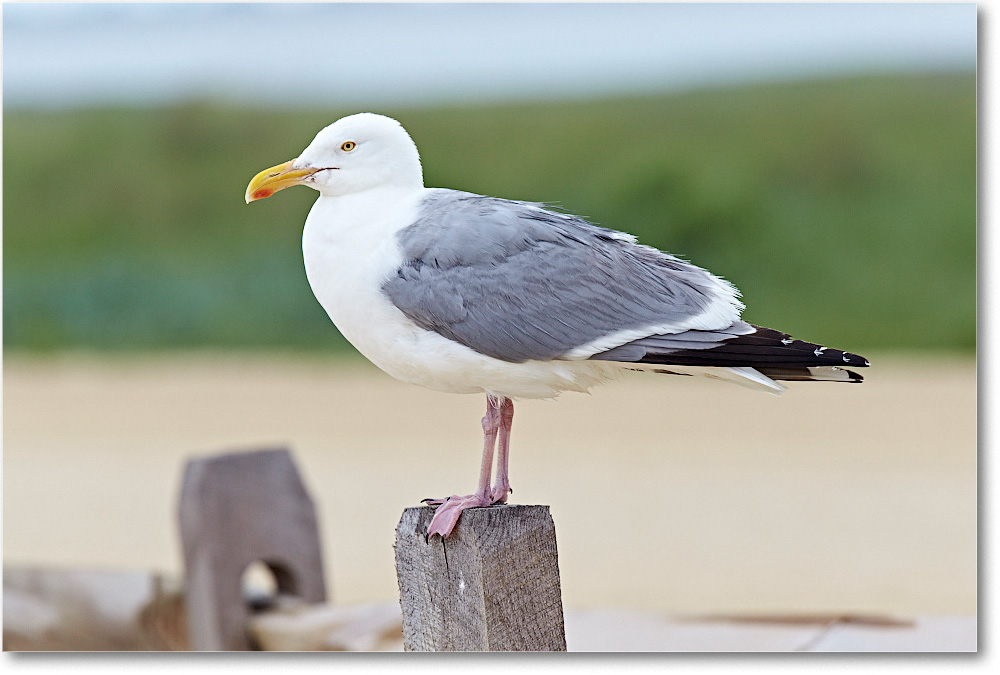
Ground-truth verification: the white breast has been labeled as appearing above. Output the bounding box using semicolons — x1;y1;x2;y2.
300;187;616;399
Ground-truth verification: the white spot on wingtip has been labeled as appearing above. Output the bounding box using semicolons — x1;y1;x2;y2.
814;346;827;357
864;360;870;366
843;354;850;362
781;338;794;345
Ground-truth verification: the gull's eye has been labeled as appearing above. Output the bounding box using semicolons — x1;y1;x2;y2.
341;141;356;152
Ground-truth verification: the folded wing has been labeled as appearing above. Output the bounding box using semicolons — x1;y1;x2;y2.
383;189;744;363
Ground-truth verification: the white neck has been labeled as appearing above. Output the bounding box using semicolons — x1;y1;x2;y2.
305;184;426;244
300;184;429;363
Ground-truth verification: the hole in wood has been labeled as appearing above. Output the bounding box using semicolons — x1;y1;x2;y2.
241;560;297;613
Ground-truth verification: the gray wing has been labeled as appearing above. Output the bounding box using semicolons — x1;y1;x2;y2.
382;189;743;363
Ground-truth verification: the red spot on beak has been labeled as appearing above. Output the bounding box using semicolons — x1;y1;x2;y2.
253;188;274;200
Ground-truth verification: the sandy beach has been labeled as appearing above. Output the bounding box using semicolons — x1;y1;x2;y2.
3;353;976;617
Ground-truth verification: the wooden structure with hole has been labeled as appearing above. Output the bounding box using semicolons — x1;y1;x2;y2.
177;448;328;650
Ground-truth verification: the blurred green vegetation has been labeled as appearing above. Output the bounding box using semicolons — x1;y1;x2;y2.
3;72;976;353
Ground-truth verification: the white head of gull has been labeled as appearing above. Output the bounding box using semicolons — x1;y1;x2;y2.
246;112;869;538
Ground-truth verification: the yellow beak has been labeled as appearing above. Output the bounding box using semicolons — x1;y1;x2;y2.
245;160;319;203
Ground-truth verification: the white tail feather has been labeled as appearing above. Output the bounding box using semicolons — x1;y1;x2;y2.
712;367;787;394
615;362;786;394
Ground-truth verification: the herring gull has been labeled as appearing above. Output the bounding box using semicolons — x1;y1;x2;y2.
245;112;869;538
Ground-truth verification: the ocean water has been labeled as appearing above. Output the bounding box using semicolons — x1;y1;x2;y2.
2;2;977;109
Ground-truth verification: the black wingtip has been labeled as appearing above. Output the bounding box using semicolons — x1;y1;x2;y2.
841;352;870;368
593;321;871;377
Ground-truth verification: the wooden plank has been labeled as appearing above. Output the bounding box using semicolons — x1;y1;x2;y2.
2;567;174;651
177;447;327;651
3;566;977;652
395;504;566;651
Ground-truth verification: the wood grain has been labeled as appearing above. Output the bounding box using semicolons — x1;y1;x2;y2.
395;504;566;651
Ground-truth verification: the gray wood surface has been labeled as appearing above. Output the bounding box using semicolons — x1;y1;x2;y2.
395;504;567;651
178;447;326;650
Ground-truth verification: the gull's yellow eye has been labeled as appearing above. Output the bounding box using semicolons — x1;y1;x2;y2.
341;141;356;152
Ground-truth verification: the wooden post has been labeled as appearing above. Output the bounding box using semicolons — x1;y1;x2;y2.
178;447;327;651
395;504;567;651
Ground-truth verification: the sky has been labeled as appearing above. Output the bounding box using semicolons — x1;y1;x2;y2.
1;2;977;109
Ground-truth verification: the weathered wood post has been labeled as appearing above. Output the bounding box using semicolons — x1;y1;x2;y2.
395;504;566;651
178;447;326;651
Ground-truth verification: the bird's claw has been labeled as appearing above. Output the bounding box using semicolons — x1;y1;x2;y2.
426;493;493;538
490;484;511;505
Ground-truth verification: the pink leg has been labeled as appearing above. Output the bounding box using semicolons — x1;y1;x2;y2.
490;398;514;504
426;395;502;539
